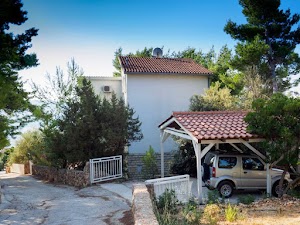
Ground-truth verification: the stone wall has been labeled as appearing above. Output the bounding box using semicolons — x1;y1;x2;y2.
132;184;158;225
127;152;174;179
32;163;90;188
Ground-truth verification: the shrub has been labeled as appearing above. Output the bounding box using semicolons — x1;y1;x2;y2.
225;203;238;222
203;204;221;225
156;189;179;214
170;141;197;177
0;147;14;170
7;130;49;166
238;194;255;205
142;145;158;179
183;199;201;225
207;189;223;204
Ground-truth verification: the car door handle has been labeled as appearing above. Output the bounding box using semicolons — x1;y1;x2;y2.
244;171;247;174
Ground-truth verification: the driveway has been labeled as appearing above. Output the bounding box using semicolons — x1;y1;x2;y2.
0;172;133;225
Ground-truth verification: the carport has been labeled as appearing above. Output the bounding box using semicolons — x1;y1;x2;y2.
159;111;269;203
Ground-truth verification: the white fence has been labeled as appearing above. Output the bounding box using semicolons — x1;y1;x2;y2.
89;155;122;183
145;175;192;203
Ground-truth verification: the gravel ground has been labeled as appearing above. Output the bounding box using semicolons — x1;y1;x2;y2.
0;172;133;225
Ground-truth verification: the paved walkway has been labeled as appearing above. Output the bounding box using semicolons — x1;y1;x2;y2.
0;172;134;225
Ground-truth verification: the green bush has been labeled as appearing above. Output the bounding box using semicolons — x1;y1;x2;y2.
238;194;255;205
183;199;201;225
0;147;14;170
7;130;49;166
207;189;223;204
142;146;158;179
156;189;179;214
170;141;197;177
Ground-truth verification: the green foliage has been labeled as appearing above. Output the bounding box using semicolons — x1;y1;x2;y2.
245;94;300;196
43;77;143;168
0;0;38;149
170;141;197;177
142;146;158;179
207;189;222;205
245;94;300;167
190;82;238;111
7;130;47;166
32;58;83;126
183;199;201;225
203;204;221;225
156;189;179;214
225;203;238;222
0;147;14;170
224;0;300;92
237;194;255;205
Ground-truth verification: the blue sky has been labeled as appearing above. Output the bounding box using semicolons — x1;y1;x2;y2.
14;0;300;89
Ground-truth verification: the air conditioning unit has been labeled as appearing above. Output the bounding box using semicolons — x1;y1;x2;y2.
103;85;111;93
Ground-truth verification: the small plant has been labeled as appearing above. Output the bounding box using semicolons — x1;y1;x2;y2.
237;194;255;205
156;189;179;214
142;145;158;179
225;203;238;222
207;189;222;204
203;204;221;225
183;199;201;225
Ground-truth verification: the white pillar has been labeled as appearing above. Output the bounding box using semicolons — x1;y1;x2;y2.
193;141;202;203
160;133;165;178
266;163;271;196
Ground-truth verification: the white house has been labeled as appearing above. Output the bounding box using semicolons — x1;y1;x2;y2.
88;55;213;154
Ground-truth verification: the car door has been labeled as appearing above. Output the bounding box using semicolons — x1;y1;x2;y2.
241;157;266;188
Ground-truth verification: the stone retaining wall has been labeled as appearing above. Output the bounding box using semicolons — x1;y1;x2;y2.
128;152;174;179
32;163;90;188
132;184;158;225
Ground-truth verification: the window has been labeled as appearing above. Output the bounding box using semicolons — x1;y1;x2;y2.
242;157;264;171
218;157;237;169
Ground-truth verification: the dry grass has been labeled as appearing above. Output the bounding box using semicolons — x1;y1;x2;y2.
217;195;300;225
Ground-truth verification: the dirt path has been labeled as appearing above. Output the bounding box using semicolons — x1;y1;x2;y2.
0;173;133;225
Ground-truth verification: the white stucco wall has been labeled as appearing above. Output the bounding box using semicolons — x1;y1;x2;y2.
87;76;123;99
127;74;209;153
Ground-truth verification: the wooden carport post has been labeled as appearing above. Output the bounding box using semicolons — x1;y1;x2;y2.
160;131;170;178
192;141;202;203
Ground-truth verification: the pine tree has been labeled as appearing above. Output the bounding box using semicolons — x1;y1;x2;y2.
224;0;300;92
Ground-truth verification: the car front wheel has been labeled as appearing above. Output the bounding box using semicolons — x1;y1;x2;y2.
272;180;288;197
218;181;234;198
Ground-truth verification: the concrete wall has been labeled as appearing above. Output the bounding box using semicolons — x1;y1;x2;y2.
127;74;208;153
32;163;90;188
88;76;123;99
127;152;174;179
10;163;30;175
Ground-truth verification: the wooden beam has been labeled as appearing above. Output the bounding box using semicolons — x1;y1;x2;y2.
164;128;193;141
240;139;266;160
200;143;215;159
229;143;243;153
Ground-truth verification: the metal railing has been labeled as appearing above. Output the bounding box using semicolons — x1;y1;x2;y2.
89;155;122;183
145;174;191;203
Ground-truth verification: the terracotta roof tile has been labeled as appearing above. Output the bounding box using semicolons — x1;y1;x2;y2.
171;111;258;141
119;56;213;75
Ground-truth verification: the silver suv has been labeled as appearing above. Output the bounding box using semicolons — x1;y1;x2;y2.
202;151;292;197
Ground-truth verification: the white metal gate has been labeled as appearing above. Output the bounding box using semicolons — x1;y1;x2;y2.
89;155;122;183
145;175;192;203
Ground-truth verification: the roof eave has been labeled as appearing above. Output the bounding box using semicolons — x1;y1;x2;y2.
124;71;213;76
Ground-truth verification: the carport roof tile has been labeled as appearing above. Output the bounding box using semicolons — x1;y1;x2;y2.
171;111;258;141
